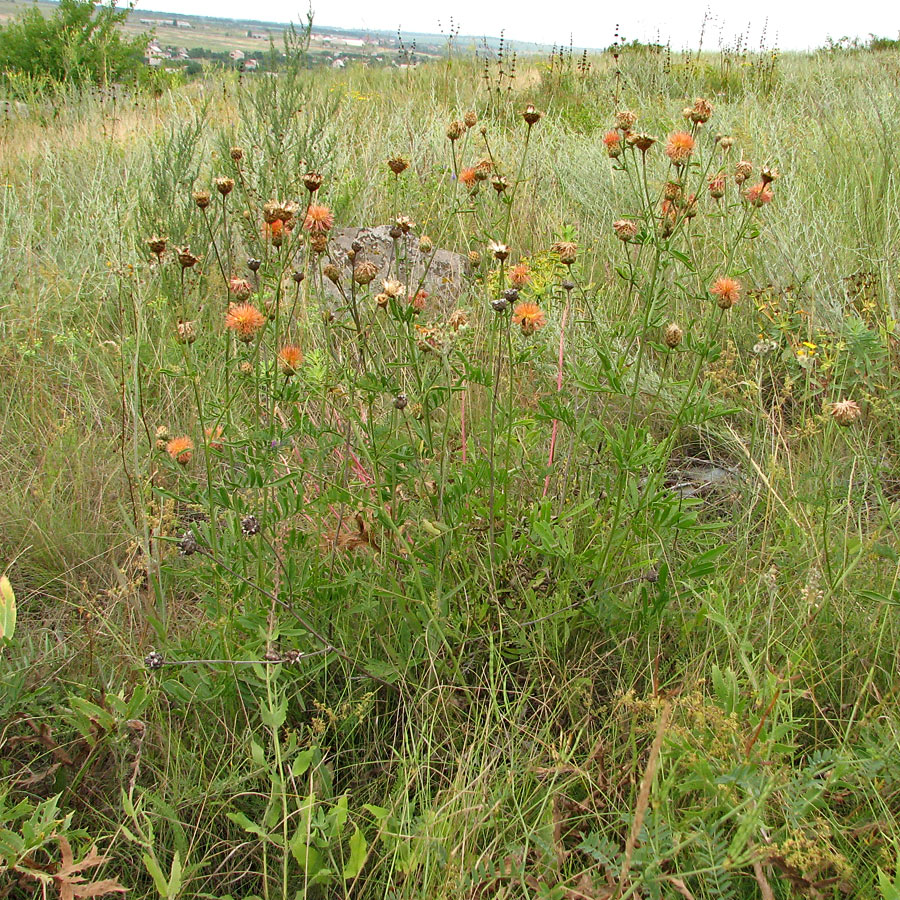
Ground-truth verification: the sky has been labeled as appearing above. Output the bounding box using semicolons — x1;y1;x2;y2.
133;0;900;51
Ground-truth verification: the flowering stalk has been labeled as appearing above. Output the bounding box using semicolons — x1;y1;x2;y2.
543;281;572;497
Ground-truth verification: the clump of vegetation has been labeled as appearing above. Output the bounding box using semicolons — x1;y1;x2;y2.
2;32;900;900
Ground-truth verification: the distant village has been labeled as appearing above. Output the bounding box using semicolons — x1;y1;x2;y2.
140;17;420;73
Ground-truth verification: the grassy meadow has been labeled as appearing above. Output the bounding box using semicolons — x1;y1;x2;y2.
2;41;900;899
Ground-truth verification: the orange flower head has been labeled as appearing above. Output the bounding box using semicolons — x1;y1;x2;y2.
512;301;546;336
409;289;428;313
665;131;695;166
603;131;622;158
508;262;532;288
278;344;304;376
303;203;334;233
266;218;284;238
225;303;266;342
711;277;742;309
459;167;478;188
745;182;774;207
166;436;194;465
204;425;224;450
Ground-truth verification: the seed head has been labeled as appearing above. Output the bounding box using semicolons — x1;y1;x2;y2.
241;514;260;536
664;322;684;348
225;303;266;341
389;224;403;239
176;320;197;344
489;241;511;262
446;120;465;141
522;104;542;126
239;360;254;374
491;174;509;193
628;132;657;153
663;181;682;201
394;392;408;410
381;279;405;299
467;250;482;268
760;165;780;185
552;241;578;264
230;146;244;162
176;246;200;269
418;235;434;254
665;131;695;166
717;135;734;151
388;154;410;175
375;292;390;309
353;260;379;285
303;171;324;193
831;399;861;426
323;264;342;284
154;424;170;450
711;276;741;309
166;436;194;465
615;110;637;131
215;177;235;196
491;297;508;313
464;110;478;128
512;301;546;335
278;344;304;375
395;215;415;234
145;650;165;668
683;194;698;218
292;269;305;283
247;257;261;272
310;233;328;253
689;98;713;124
147;235;167;258
613;219;638;241
192;190;211;209
735;159;753;184
448;309;469;331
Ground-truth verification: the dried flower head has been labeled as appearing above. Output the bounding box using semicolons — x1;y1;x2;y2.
155;424;170;450
629;132;657;153
491;174;509;193
278;344;304;375
665;131;695;166
745;182;774;207
552;241;578;264
303;171;324;193
522;104;542;125
192;190;211;209
663;181;682;202
735;159;753;184
613;219;638;242
229;277;253;301
512;301;546;335
603;131;622;158
177;530;198;557
664;322;684;348
615;110;637;131
241;515;260;536
831;399;861;426
176;320;197;344
382;279;405;299
489;241;511;262
508;262;532;288
418;235;434;254
247;257;261;272
446;120;465;141
689;98;713;124
239;360;254;374
230;146;244;162
761;165;780;185
147;235;167;258
491;297;509;313
448;308;469;331
215;177;235;196
225;303;266;342
708;174;727;199
409;289;428;312
388;154;410;175
464;110;478;128
323;263;342;284
176;246;200;269
303;203;334;233
353;260;379;285
310;232;328;253
718;135;734;151
468;250;482;268
375;292;391;309
395;215;415;234
166;436;194;465
711;276;742;309
394;392;408;409
683;193;698;218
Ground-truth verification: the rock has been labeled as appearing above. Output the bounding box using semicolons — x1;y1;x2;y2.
310;225;469;313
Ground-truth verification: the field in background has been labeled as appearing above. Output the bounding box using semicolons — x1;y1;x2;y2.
2;43;900;900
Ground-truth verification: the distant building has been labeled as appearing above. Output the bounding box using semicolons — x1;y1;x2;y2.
244;58;259;70
331;57;346;68
229;49;245;61
177;21;193;28
342;38;364;47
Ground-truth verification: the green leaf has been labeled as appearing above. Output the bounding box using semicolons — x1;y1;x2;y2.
250;740;266;768
260;696;287;729
291;748;315;776
342;827;367;880
168;850;183;897
142;852;171;898
226;811;269;839
0;575;17;642
328;795;348;837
